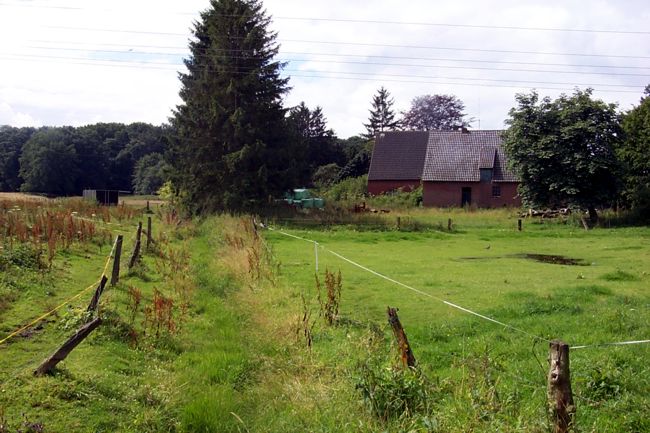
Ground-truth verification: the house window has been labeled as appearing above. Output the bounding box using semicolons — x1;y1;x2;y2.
492;185;501;197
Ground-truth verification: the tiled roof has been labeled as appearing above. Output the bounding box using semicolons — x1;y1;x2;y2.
479;147;496;169
367;131;429;181
368;129;518;183
493;145;519;182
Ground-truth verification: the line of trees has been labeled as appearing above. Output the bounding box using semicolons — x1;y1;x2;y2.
0;123;170;196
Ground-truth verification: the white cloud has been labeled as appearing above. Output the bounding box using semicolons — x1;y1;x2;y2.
0;0;648;136
0;101;40;126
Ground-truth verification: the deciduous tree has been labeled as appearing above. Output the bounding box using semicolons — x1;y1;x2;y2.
401;94;468;131
618;86;650;216
503;89;622;222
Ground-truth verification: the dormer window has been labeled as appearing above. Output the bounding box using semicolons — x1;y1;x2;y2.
480;168;493;182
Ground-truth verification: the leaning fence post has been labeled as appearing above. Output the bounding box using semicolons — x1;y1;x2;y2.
548;340;575;433
128;222;142;269
387;307;416;368
110;235;123;286
146;216;152;251
34;318;102;376
86;275;108;313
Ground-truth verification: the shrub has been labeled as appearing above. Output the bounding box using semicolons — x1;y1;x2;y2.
322;175;368;202
355;361;436;421
0;243;44;271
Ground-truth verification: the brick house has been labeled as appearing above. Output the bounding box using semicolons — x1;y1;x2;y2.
367;129;521;207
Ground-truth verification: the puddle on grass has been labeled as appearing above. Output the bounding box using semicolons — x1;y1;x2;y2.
459;253;588;266
516;253;587;266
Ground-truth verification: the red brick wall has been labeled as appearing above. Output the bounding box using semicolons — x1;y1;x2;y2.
423;181;521;207
367;180;420;196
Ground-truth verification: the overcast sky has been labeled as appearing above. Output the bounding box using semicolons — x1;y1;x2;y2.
0;0;649;137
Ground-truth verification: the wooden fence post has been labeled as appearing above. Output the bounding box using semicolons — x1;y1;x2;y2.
396;216;401;231
548;340;575;433
387;307;416;368
518;219;522;231
128;222;142;269
34;318;102;376
86;275;108;313
447;218;452;231
146;216;152;251
110;235;123;286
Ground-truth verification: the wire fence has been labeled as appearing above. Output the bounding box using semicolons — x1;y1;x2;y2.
268;226;650;351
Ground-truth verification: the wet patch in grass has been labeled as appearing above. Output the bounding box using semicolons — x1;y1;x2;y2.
459;253;588;266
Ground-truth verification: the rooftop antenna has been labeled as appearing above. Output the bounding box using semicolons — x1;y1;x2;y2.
478;90;482;129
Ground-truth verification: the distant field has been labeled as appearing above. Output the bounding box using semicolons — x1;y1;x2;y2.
0;192;49;202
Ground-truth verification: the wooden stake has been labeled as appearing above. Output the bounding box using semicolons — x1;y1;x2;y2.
448;218;452;231
128;222;142;269
396;216;401;231
34;318;102;376
548;340;575;433
146;216;152;251
86;275;108;313
518;219;522;231
110;235;123;286
387;307;416;368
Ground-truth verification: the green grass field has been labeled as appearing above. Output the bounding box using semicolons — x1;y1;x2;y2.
1;205;648;432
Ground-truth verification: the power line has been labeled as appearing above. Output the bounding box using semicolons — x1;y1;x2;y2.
25;44;650;71
10;48;650;79
282;39;650;61
270;16;650;36
3;52;646;88
2;55;643;94
4;3;649;35
32;28;650;60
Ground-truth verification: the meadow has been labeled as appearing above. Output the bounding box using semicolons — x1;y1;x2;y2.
0;199;648;432
260;208;650;432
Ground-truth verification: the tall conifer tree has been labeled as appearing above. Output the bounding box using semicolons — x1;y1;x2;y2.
363;87;400;139
169;0;295;213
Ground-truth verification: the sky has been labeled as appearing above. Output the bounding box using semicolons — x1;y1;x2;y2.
0;0;649;138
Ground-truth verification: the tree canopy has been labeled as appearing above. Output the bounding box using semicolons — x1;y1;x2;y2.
503;89;622;221
169;0;297;213
618;87;650;215
401;94;468;131
0;123;167;196
286;102;343;185
363;87;400;139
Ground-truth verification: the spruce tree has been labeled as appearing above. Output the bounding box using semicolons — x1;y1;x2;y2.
169;0;295;213
363;87;400;139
